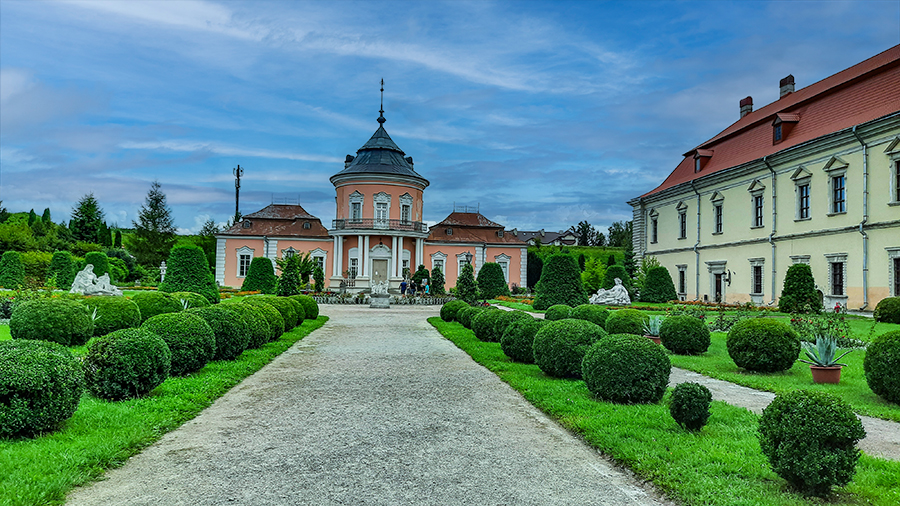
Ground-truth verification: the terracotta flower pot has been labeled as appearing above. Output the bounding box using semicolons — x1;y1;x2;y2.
645;335;661;345
810;365;842;384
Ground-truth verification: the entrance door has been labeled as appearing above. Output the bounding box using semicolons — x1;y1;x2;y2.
714;274;723;302
372;259;389;283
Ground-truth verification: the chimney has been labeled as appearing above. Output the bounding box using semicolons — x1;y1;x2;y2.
779;75;795;98
739;96;753;118
344;154;354;169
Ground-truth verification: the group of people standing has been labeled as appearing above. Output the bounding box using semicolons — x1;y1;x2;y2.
399;277;429;297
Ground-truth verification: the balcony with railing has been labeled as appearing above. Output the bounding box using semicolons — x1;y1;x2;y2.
331;218;429;233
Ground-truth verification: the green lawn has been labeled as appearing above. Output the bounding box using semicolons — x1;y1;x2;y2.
428;317;900;506
0;325;9;341
0;316;328;506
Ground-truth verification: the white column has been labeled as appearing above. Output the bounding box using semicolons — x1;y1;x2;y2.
392;236;399;277
337;236;343;275
332;236;339;276
520;247;528;288
397;236;404;276
416;238;424;267
363;235;370;276
357;235;364;277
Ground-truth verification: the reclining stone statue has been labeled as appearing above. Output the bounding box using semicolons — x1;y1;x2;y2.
589;278;631;306
70;265;123;296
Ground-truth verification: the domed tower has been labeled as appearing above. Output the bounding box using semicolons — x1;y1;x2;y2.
328;104;430;290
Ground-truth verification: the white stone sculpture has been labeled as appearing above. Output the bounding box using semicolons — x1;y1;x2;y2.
70;265;123;296
369;281;390;309
589;278;631;306
371;280;389;296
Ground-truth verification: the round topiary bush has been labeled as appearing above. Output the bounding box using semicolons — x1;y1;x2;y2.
83;328;171;401
476;262;510;299
480;310;532;344
10;298;94;346
570;304;609;328
669;382;712;431
863;330;900;404
582;333;670;404
604;308;645;335
533;255;588;310
169;292;212;309
779;263;820;314
758;390;866;497
727;319;800;373
501;318;545;364
440;300;470;322
82;296;142;336
291;294;319;320
220;304;269;349
639;266;678;303
241;256;277;294
0;339;83;438
251;296;300;330
545;304;573;321
142;312;215;376
472;309;502;341
457;306;484;329
873;297;900;324
533;319;608;379
239;299;285;340
284;297;306;325
659;315;711;355
187;306;250;361
132;292;183;323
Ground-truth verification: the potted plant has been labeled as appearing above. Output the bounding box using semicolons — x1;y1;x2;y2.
643;315;664;345
798;333;853;384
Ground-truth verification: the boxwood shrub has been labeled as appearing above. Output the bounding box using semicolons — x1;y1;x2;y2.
132;292;183;323
477;310;532;343
0;251;25;289
49;251;77;290
873;296;900;324
240;257;277;294
169;292;211;309
582;333;670;404
440;300;469;322
83;328;171;401
545;304;573;321
570;304;609;327
238;299;285;340
84;251;109;278
863;329;900;404
659;315;711;355
284;296;306;324
290;294;319;320
82;296;142;336
249;296;299;330
501;318;545;364
187;306;250;361
472;309;501;342
669;382;712;431
533;255;588;310
158;244;219;305
142;312;215;376
0;340;83;438
533;319;608;379
10;298;94;346
727;319;800;372
220;304;269;349
758;390;866;497
604;308;645;335
457;306;484;329
639;266;678;303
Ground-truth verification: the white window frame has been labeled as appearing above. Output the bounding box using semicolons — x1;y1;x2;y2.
310;247;328;274
349;191;364;222
824;253;848;297
236;246;254;278
710;192;724;235
648;209;658;244
823;156;848;216
749;258;765;296
676;201;688;240
373;192;391;225
457;251;472;277
399;193;413;223
495;253;511;283
886;247;900;297
676;264;687;296
431;251;447;274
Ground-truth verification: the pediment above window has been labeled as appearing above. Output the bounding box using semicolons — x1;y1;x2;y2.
747;179;766;193
884;136;900;157
676;201;688;211
822;155;848;173
790;166;812;181
709;191;724;202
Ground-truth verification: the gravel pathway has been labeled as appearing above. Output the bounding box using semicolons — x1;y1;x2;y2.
66;305;670;506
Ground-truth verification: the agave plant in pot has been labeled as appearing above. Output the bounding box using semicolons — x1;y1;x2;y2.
643;315;664;345
798;333;853;384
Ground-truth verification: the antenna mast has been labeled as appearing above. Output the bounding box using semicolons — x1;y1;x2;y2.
233;165;243;223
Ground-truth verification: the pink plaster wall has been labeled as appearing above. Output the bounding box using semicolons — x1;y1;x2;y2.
335;182;424;221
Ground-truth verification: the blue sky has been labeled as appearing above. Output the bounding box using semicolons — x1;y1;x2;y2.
1;0;898;235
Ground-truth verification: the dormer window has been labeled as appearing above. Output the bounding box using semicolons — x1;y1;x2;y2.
303;222;311;229
497;230;504;238
772;113;799;145
446;227;453;235
774;124;782;142
242;220;252;228
695;158;701;173
690;149;713;173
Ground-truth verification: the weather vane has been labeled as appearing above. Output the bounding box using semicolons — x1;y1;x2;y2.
378;78;386;124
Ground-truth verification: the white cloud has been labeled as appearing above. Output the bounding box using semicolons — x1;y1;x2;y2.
119;140;342;163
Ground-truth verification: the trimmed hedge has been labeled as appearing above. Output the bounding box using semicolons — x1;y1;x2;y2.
476;262;510;299
569;304;609;328
49;251;77;290
82;296;142;336
284;297;306;326
0;340;83;438
83;328;171;401
727;319;800;373
187;306;250;361
659;315;710;355
779;263;820;314
10;298;94;346
533;255;588;310
132;292;183;323
533;319;608;379
241;257;277;294
545;304;573;321
582;333;670;404
500;318;545;364
290;294;319;320
159;245;220;305
0;251;25;289
238;299;285;341
874;297;900;324
669;382;712;431
250;296;300;330
84;251;109;278
169;292;212;309
219;304;269;349
604;308;645;336
473;309;503;342
863;329;900;404
142;312;216;376
759;390;866;496
639;266;678;303
440;300;470;322
479;310;532;343
457;306;484;329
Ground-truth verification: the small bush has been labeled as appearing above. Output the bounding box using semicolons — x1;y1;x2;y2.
480;310;532;343
476;262;510;299
220;304;269;349
582;333;670;404
0;251;25;289
49;251;77;290
639;266;678;303
82;296;142;336
251;296;300;330
132;292;183;323
290;294;319;320
187;306;250;361
84;251;109;278
457;306;484;329
758;390;866;496
873;297;900;324
241;257;277;294
83;328;171;401
659;315;711;354
10;298;94;346
569;304;609;327
863;329;900;404
669;382;712;431
456;263;478;305
142;312;215;376
779;263;820;314
604;308;645;335
533;319;608;379
284;297;306;325
501;318;545;364
158;245;220;304
533;255;588;310
239;299;285;340
169;291;211;309
440;300;470;322
0;340;83;438
727;319;800;373
473;309;503;342
545;304;573;321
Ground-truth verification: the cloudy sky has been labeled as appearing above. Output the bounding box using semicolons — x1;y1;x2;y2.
1;0;898;235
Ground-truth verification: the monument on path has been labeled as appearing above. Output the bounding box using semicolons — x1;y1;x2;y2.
369;281;390;309
589;278;630;306
70;265;123;296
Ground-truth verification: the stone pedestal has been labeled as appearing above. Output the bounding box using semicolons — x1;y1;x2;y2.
369;293;390;309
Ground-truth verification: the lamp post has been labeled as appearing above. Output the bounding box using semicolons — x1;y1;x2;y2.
464;252;473;265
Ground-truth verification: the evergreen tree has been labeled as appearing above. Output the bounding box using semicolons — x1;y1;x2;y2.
313;265;325;292
623;237;636;277
114;230;123;248
49;251;77;290
578;253;586;271
27;209;37;226
197;218;219;271
608;254;615;266
412;264;430;286
276;255;302;296
533;254;588;310
125;181;177;266
0;201;9;224
431;267;445;295
41;208;51;223
526;251;543;289
602;264;635;299
85;251;110;278
159;244;219;304
70;193;105;243
0;251;25;289
456;262;478;304
576;221;595;246
241;257;277;294
639;266;678;303
580;257;607;293
98;221;112;247
477;262;510;299
779;263;821;314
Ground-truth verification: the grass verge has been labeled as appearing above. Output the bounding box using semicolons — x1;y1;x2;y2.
0;316;328;506
429;317;900;506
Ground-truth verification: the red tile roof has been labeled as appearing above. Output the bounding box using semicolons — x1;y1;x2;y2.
428;212;527;245
219;204;329;238
644;45;900;197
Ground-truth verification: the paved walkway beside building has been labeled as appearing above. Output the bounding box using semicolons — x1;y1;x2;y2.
66;306;670;506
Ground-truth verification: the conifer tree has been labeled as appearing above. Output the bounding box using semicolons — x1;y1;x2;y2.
276;255;302;296
41;208;51;223
431;267;445;296
456;262;478;305
779;263;820;314
477;262;509;299
241;257;277;294
125;181;177;266
313;265;325;292
533;254;588;310
27;209;37;226
70;193;105;243
159;244;219;304
114;230;122;248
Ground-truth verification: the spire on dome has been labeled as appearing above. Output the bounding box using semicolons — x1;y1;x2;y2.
377;78;386;124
